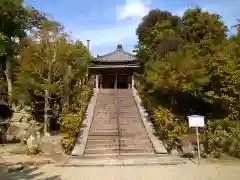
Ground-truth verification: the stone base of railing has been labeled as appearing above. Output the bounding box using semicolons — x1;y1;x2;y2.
132;88;167;154
72;89;99;156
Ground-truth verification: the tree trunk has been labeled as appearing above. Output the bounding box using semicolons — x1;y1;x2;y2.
44;51;55;135
44;89;50;135
63;65;71;107
4;58;12;103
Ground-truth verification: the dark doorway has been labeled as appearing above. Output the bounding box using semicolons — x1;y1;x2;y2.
102;75;115;88
101;74;129;89
117;75;129;89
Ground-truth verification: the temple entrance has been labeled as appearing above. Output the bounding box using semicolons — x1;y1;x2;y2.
117;75;129;89
90;45;139;89
102;75;115;88
101;74;130;89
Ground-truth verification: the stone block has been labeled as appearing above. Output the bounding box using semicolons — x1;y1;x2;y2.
181;144;195;158
7;163;24;172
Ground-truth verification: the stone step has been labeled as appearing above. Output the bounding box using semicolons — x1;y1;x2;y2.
91;118;117;121
87;136;150;141
119;147;154;153
91;121;117;124
118;117;142;119
120;143;153;149
90;126;118;128
89;130;118;133
119;139;151;143
119;127;144;129
86;143;119;149
90;126;118;129
87;139;119;145
84;148;119;154
90;128;118;131
87;139;118;143
86;140;151;147
87;136;118;140
87;137;150;142
120;139;151;143
89;133;118;136
119;130;147;133
119;134;149;138
82;152;158;158
119;124;144;126
67;156;185;166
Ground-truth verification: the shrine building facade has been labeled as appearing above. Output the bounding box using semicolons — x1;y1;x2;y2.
90;44;139;89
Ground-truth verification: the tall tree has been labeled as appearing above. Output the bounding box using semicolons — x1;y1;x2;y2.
135;7;240;119
16;20;63;134
182;7;227;44
135;9;183;105
15;20;91;134
0;0;45;102
232;19;240;34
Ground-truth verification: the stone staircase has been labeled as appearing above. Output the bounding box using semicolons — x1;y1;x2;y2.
84;89;119;155
84;89;154;156
117;89;154;155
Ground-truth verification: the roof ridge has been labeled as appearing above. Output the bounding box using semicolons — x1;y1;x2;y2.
121;49;136;57
96;50;118;58
93;47;137;62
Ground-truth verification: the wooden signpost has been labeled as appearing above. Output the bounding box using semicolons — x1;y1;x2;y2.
187;115;205;165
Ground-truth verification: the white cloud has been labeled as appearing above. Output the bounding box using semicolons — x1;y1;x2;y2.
71;23;138;48
67;0;153;55
117;0;151;20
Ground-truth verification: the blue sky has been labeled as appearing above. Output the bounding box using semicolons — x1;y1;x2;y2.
24;0;240;56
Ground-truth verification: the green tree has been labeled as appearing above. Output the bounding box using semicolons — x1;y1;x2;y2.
232;19;240;34
15;20;91;134
135;7;240;118
182;7;227;44
135;6;240;158
15;20;64;134
135;9;183;106
0;0;45;102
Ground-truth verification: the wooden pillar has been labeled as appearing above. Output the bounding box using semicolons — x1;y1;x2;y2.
95;75;99;88
100;75;103;88
128;75;131;88
132;75;134;88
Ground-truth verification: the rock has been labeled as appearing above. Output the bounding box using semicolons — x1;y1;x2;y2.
228;140;239;156
27;135;38;152
6;106;31;141
34;159;51;166
171;149;180;156
40;135;64;155
200;143;205;152
11;107;31;123
10;144;29;154
7;163;24;172
6;123;28;141
24;159;51;166
181;140;195;158
6;134;14;142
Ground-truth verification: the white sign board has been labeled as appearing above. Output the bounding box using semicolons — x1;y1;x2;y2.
188;115;205;127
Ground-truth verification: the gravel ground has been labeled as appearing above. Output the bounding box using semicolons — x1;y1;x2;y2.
2;160;240;180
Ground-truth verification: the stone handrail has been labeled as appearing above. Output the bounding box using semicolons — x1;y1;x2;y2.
132;87;167;154
72;88;99;156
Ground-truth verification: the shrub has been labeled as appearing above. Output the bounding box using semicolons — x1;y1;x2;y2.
202;119;240;158
153;107;188;151
59;84;93;154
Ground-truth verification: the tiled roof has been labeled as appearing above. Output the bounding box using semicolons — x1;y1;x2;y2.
93;45;137;62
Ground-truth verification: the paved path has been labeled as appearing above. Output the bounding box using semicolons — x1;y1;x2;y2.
2;161;240;180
